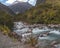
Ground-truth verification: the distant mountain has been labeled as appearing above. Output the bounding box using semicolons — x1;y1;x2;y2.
0;3;15;16
9;2;32;14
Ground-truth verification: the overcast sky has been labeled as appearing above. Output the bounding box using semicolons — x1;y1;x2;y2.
0;0;37;6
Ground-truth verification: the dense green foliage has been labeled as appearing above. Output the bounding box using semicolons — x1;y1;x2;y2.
0;10;14;31
16;0;60;24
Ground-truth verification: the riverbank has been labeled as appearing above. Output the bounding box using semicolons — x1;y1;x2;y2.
0;32;35;48
14;21;60;28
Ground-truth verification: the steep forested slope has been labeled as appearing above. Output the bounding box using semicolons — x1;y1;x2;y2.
15;0;60;24
0;3;15;16
0;8;14;30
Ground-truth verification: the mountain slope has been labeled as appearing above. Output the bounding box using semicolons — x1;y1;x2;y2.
36;0;46;5
0;3;14;29
36;0;60;6
9;2;32;14
15;0;60;24
0;3;15;16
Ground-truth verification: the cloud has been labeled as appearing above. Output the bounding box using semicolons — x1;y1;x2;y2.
28;0;37;6
6;0;16;4
5;0;28;4
18;0;28;2
0;0;37;6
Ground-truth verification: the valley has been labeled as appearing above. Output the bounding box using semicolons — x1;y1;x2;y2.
0;0;60;48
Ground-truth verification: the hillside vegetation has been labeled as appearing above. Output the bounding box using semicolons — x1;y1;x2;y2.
0;10;14;34
0;0;60;32
15;0;60;24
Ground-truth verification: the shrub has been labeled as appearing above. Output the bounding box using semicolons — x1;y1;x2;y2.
0;25;10;35
27;35;38;46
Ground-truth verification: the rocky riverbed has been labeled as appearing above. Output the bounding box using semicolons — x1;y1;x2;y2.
0;21;60;48
13;22;60;48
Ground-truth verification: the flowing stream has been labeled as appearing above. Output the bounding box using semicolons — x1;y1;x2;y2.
13;22;60;48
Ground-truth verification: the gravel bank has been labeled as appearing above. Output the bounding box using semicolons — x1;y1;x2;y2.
0;32;34;48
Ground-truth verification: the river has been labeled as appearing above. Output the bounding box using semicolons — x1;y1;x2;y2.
13;22;60;48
